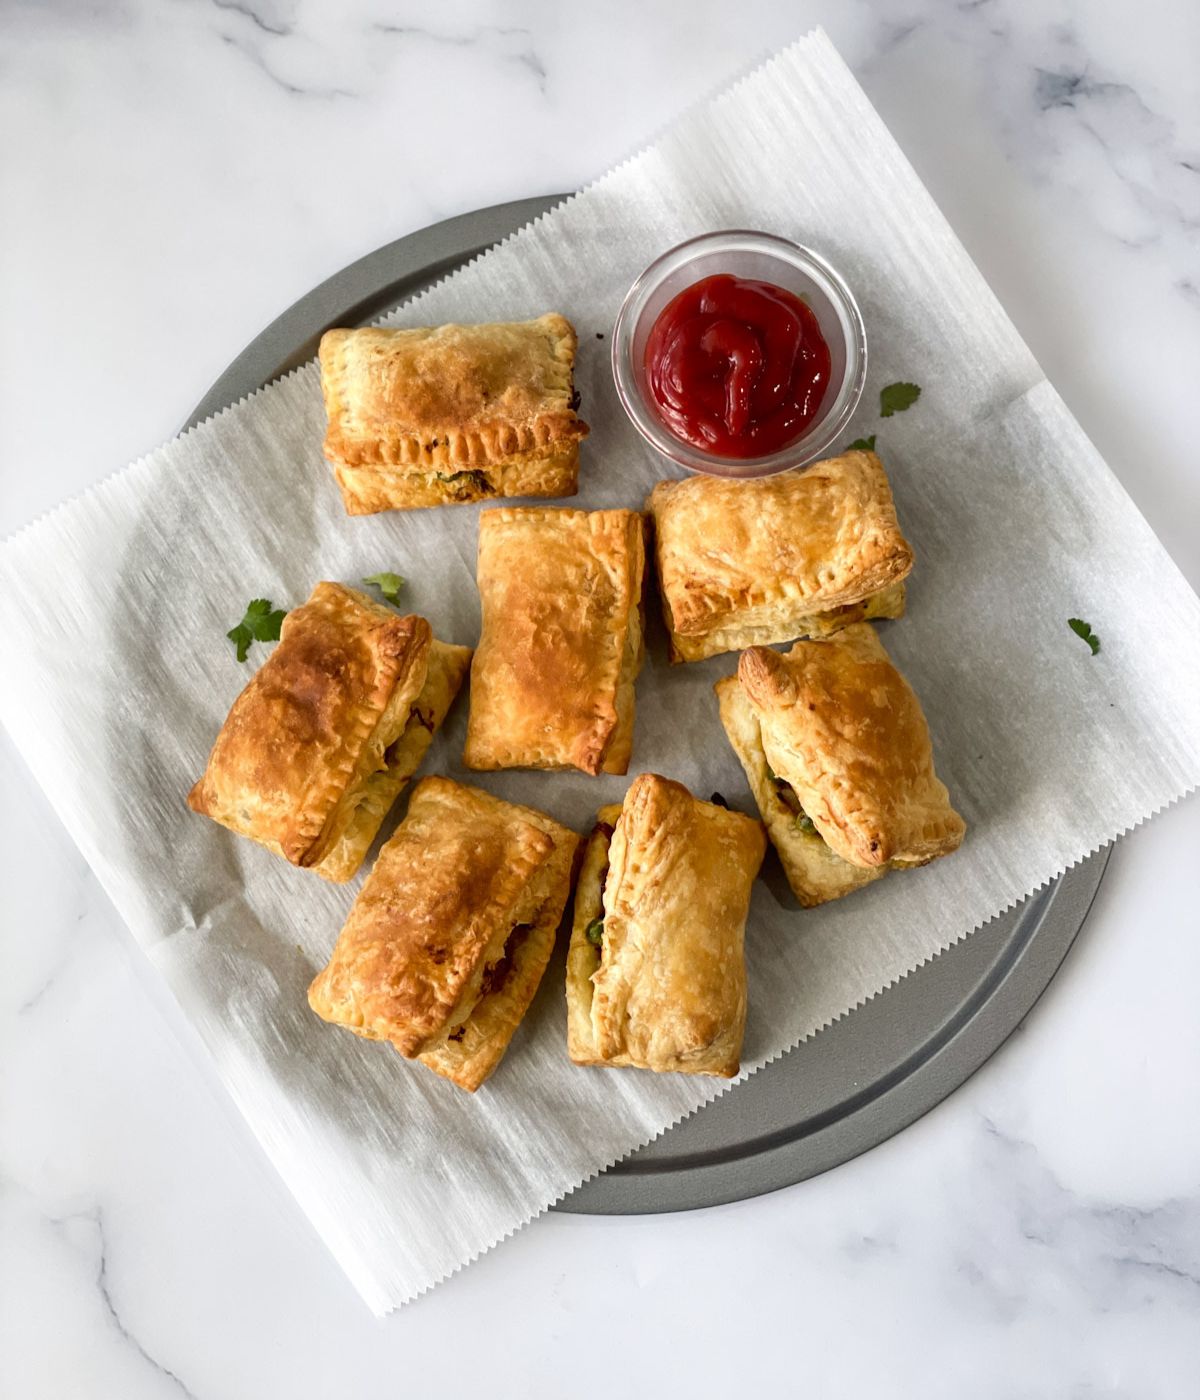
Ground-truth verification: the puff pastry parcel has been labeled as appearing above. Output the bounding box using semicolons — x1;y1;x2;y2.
647;450;914;662
308;777;579;1092
464;507;646;775
716;624;965;907
188;582;471;883
566;774;766;1078
319;315;589;514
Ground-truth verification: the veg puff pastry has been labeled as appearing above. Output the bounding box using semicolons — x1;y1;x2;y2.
319;315;589;514
566;774;766;1078
717;624;965;907
308;777;579;1092
188;582;471;883
464;507;647;775
647;450;914;662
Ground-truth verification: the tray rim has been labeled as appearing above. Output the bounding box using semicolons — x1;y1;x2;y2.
560;854;1108;1213
185;192;1109;1218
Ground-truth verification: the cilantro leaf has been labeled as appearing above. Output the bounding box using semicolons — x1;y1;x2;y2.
880;382;921;417
362;571;406;605
242;598;284;637
584;918;604;949
227;598;286;663
709;792;730;809
227;625;253;664
846;434;876;452
435;469;490;492
1068;617;1101;655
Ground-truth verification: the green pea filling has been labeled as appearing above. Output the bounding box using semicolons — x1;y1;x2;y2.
584;821;615;954
766;764;823;843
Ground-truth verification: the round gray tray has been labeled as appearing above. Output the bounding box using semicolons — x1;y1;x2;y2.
188;193;1110;1217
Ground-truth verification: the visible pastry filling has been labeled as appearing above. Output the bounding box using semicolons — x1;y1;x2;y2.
440;837;560;1047
443;921;535;1047
671;581;906;661
342;704;433;824
479;923;533;998
565;810;622;1064
313;680;421;860
584;821;615;954
315;638;473;879
765;764;824;843
566;820;615;1053
383;705;434;766
441;921;536;1049
434;469;494;498
764;759;929;872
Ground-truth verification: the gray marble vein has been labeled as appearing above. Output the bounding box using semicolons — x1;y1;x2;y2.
371;20;548;92
39;1204;198;1400
209;0;294;39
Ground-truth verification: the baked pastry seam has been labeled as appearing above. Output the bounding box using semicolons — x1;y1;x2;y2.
721;624;965;903
308;776;579;1091
319;316;589;514
566;774;765;1078
188;582;469;882
464;506;647;775
647;450;914;662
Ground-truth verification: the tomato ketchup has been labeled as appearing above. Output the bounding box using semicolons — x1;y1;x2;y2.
644;274;831;458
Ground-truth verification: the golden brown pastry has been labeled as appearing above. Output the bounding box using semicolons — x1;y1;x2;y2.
319;316;589;514
308;776;579;1092
646;450;913;662
464;506;646;775
717;624;965;907
566;774;766;1078
188;582;471;883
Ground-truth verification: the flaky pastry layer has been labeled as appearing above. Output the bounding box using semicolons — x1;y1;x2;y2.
670;581;906;663
188;582;464;880
333;449;580;515
320;316;588;514
566;775;765;1078
464;507;647;775
312;637;472;881
564;804;624;1065
308;777;578;1091
647;451;914;662
715;675;882;907
736;625;966;873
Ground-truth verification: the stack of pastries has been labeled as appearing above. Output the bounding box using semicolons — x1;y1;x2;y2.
188;314;964;1093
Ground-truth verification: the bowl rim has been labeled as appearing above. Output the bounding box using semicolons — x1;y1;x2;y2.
610;229;868;477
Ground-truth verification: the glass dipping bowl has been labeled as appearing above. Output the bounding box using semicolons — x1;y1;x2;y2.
612;230;867;478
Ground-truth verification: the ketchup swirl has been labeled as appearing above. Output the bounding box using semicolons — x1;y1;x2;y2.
644;274;831;458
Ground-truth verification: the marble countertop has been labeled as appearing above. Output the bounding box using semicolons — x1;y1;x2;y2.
3;2;1198;1394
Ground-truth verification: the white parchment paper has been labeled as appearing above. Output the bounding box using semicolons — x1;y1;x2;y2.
2;31;1198;1313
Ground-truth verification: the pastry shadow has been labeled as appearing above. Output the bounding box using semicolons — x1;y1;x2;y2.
757;847;804;913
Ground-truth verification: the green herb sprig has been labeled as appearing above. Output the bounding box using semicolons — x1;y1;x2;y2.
362;572;406;606
880;382;921;417
843;376;923;454
1068;618;1101;655
584;918;604;949
227;598;286;663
